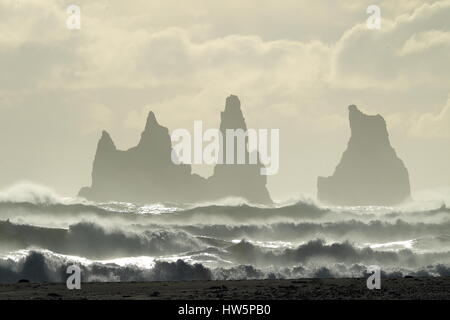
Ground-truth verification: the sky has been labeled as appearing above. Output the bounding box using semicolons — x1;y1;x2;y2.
0;0;449;201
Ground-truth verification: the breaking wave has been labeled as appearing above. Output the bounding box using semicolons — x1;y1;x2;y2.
1;249;450;283
0;182;450;282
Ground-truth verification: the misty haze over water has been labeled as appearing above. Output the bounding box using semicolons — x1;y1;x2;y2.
1;182;450;282
1;0;450;286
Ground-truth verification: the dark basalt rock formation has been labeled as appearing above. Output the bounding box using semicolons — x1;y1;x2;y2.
79;95;272;204
207;95;272;204
79;112;206;203
317;105;411;206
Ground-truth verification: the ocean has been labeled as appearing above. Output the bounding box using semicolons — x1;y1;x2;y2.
1;183;450;283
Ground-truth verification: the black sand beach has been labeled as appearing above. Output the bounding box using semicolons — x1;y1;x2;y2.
1;278;449;300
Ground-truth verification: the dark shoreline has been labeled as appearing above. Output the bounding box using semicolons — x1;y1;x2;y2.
1;277;450;300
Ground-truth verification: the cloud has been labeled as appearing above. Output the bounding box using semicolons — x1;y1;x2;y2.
399;30;450;55
411;98;450;139
1;0;450;197
331;1;450;90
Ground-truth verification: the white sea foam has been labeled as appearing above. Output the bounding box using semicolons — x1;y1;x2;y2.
1;182;450;281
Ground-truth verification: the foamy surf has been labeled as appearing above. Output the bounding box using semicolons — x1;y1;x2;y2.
0;183;450;282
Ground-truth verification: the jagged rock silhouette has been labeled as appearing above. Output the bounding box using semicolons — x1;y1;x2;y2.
79;95;272;204
317;105;411;206
79;111;205;203
207;95;272;204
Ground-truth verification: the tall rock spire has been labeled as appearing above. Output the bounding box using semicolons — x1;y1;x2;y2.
210;95;272;204
98;130;116;151
317;105;411;206
79;96;273;205
144;111;158;131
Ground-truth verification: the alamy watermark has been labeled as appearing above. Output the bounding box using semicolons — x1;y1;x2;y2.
66;265;81;290
367;5;381;30
171;121;279;176
66;5;81;30
366;265;381;290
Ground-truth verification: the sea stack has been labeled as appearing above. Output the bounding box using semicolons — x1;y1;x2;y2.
79;111;206;203
208;95;272;204
79;95;272;205
317;105;411;206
